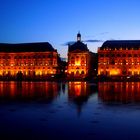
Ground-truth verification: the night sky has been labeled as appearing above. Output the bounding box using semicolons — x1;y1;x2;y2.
1;0;140;57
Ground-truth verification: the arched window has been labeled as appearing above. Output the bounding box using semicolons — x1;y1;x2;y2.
71;72;74;75
81;71;84;74
76;71;80;75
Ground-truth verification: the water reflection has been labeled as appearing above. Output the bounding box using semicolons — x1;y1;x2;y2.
68;82;97;114
0;81;98;113
0;82;60;102
0;81;97;102
98;82;140;103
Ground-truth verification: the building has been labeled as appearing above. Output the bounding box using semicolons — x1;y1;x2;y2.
98;40;140;80
0;42;61;80
67;33;97;79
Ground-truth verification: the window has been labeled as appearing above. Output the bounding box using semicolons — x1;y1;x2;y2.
48;54;52;58
110;59;115;65
100;54;104;57
122;54;126;57
81;71;84;74
123;60;126;65
117;54;121;57
111;54;115;57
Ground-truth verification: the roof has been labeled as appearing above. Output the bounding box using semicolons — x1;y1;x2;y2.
101;40;140;50
68;41;88;52
0;42;56;52
77;33;81;38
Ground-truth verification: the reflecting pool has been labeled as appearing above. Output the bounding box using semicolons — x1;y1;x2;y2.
1;82;140;140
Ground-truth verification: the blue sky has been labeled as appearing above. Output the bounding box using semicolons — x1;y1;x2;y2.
1;0;140;57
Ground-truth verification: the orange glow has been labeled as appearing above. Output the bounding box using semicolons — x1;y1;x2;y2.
0;71;2;75
98;82;140;102
68;82;90;102
67;53;89;78
75;61;81;66
75;83;81;96
110;69;120;76
0;82;59;99
0;51;60;80
50;71;53;74
98;47;140;78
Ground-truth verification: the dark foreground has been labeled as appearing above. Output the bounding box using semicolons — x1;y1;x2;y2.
0;82;140;140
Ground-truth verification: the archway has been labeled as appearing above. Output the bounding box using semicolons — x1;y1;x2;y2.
76;71;80;76
81;71;85;75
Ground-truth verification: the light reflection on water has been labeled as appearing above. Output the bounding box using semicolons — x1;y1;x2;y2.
98;82;140;103
1;82;140;140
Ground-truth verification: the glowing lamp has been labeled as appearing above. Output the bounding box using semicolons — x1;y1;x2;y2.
75;61;81;66
110;69;120;76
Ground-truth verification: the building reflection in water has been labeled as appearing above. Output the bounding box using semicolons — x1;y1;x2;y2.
98;82;140;103
0;82;60;102
68;82;97;115
0;81;98;113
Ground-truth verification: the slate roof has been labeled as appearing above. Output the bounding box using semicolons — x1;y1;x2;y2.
68;41;88;52
0;42;56;52
101;40;140;50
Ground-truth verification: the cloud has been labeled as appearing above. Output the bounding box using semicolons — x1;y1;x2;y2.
100;32;109;35
61;41;75;46
84;40;103;43
62;39;103;46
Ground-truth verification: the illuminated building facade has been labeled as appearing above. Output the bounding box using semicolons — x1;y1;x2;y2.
98;40;140;80
67;33;97;79
0;42;61;80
